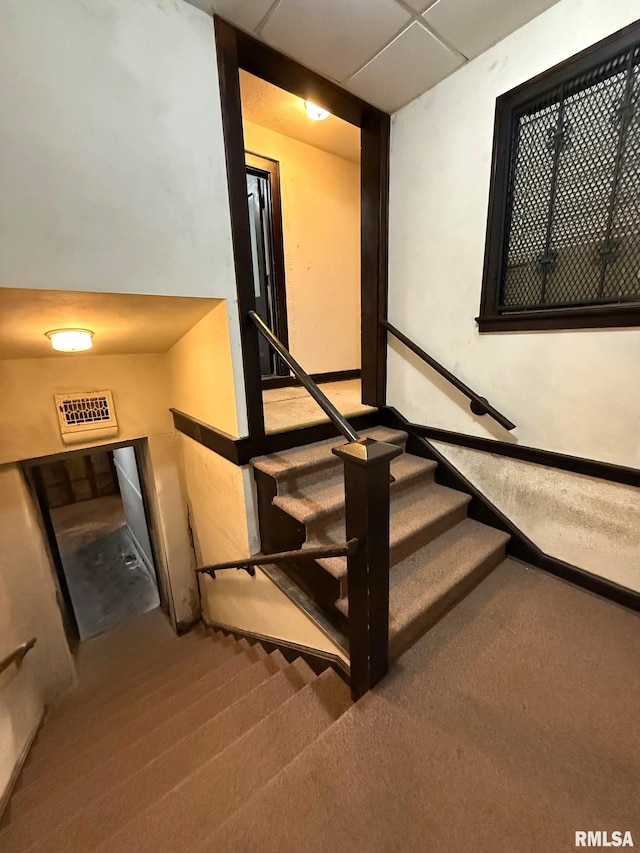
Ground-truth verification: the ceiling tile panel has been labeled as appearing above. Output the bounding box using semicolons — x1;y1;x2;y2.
423;0;561;60
346;22;463;113
188;0;276;32
261;0;411;82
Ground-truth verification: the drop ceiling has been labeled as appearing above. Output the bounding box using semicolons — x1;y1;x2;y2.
187;0;562;113
240;70;360;163
0;289;219;360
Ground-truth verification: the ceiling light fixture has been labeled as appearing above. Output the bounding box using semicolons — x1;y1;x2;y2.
46;329;94;353
305;101;330;121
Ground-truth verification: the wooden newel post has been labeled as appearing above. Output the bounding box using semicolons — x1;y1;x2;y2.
333;438;402;700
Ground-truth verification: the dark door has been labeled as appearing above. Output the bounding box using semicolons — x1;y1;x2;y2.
246;154;288;377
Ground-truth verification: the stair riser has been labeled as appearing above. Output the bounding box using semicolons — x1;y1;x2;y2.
44;633;231;726
389;545;507;660
13;650;264;807
4;656;287;836
25;644;244;765
274;436;407;495
303;471;436;542
333;502;470;599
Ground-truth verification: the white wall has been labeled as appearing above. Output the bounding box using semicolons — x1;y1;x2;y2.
387;0;640;589
0;465;76;807
388;0;640;468
0;0;248;435
243;121;361;374
112;446;153;571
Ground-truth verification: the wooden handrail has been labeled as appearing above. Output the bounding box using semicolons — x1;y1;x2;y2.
249;310;360;442
197;539;359;578
382;319;516;431
0;638;36;677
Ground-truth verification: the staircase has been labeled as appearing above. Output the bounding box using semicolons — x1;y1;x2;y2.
253;426;510;658
0;623;351;852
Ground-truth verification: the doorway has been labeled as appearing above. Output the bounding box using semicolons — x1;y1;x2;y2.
27;444;161;643
215;18;390;439
246;153;288;378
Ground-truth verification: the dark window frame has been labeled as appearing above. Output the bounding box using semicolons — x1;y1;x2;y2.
478;19;640;333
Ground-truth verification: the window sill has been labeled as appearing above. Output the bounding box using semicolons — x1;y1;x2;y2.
476;303;640;332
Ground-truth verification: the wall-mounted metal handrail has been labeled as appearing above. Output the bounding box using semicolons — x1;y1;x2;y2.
249;310;360;443
0;638;36;677
382;319;516;431
197;539;359;579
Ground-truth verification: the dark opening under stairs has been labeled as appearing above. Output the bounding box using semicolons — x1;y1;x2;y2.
253;427;510;659
0;624;351;853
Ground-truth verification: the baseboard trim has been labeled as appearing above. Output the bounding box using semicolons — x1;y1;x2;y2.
0;708;45;824
380;408;640;614
262;368;361;391
400;418;640;488
202;616;350;680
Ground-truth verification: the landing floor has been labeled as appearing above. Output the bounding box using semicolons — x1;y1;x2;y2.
210;560;640;852
51;495;159;643
262;379;375;433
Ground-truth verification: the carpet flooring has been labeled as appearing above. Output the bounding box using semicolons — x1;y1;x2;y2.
3;568;638;853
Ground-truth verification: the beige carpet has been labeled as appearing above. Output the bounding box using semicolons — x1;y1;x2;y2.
203;561;640;853
3;569;639;853
263;379;375;433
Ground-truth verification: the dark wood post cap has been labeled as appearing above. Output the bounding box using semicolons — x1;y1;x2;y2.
332;438;402;467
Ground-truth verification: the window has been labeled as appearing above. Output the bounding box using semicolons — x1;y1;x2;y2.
478;22;640;331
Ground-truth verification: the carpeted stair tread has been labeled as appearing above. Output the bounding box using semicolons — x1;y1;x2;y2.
11;641;267;810
273;453;436;526
90;669;351;853
29;638;247;760
20;638;252;770
316;481;472;581
336;519;509;655
11;659;319;853
388;521;509;658
252;427;407;482
1;652;290;843
44;630;235;725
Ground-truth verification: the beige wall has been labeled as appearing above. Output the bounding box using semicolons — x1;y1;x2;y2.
0;352;197;630
0;353;172;466
243;120;360;374
167;302;239;437
0;465;76;807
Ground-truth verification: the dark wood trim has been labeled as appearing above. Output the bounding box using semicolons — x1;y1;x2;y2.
380;408;640;613
23;466;81;648
204;617;349;679
400;418;640;488
479;19;640;333
261;368;361;390
215;17;265;438
171;408;241;464
246;151;289;370
214;17;390;433
361;109;390;407
477;304;640;332
171;406;381;466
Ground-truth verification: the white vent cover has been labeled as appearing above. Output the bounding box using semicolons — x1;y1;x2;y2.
54;390;118;444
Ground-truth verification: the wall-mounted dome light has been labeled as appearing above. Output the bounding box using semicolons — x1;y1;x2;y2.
46;329;94;352
305;101;330;121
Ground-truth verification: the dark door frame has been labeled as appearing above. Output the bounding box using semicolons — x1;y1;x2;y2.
214;16;390;439
246;151;289;376
21;438;173;645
